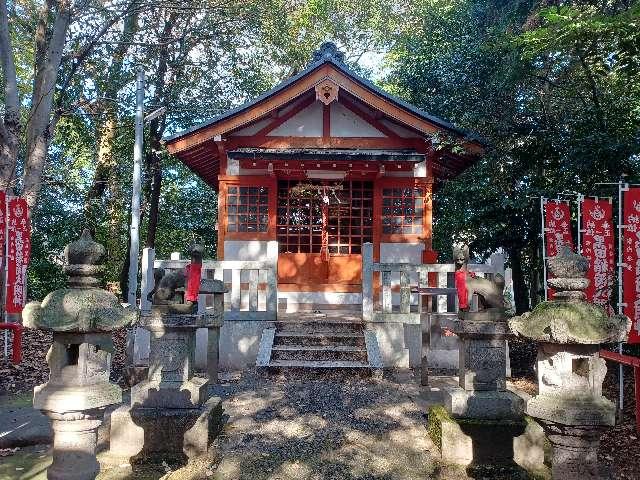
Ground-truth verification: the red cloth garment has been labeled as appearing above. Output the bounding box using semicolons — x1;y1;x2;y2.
455;269;469;310
184;262;202;303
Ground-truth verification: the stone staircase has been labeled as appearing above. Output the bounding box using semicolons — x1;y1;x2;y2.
256;311;383;376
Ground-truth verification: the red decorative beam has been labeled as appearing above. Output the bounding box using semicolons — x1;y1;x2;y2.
600;349;640;432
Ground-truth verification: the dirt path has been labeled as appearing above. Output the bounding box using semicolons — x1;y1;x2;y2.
209;369;438;480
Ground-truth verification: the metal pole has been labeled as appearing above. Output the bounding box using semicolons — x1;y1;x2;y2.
540;197;548;301
128;67;144;306
617;179;629;413
577;194;583;254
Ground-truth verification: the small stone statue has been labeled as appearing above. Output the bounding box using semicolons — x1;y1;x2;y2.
453;244;505;312
151;244;206;313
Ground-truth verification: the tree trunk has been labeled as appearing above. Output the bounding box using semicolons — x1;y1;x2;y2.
22;0;72;209
0;0;21;190
143;11;176;248
145;138;162;249
508;246;529;314
84;110;117;229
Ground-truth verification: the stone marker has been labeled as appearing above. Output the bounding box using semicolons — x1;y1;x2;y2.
510;245;630;480
107;261;227;467
23;230;137;480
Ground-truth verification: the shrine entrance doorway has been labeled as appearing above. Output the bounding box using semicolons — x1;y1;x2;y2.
276;179;374;291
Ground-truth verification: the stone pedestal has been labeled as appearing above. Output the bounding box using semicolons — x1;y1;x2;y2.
33;333;127;480
437;310;545;474
443;312;524;421
542;421;607;479
48;413;103;480
522;344;617;480
108;310;224;466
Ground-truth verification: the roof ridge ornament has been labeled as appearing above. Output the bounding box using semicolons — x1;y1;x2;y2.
312;42;345;65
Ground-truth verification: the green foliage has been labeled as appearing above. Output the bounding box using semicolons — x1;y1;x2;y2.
15;0;640;309
384;0;640;309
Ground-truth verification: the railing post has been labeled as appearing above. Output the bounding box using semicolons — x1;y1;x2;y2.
266;241;278;318
362;242;374;322
400;271;410;314
140;247;155;313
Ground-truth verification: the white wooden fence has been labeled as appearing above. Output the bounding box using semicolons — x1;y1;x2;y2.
362;242;505;323
140;241;278;321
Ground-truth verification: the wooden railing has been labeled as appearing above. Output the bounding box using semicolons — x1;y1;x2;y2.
361;242;505;323
140;242;278;321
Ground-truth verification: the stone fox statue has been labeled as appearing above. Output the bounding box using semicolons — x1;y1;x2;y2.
148;244;205;307
453;245;505;311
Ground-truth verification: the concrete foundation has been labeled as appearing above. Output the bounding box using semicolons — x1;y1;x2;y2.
212;320;460;371
428;406;548;474
107;397;223;464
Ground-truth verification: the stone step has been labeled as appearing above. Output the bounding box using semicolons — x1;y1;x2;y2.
273;321;363;333
267;359;371;369
278;311;362;322
271;346;368;362
271;345;366;352
274;331;365;347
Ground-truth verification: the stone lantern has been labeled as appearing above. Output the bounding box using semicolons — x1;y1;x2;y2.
509;246;630;480
23;230;136;480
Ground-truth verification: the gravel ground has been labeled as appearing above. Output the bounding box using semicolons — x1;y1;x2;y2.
208;369;438;480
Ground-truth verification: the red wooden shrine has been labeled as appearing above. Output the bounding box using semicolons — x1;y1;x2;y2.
165;43;483;298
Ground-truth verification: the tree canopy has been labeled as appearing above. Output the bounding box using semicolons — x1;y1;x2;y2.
0;0;637;307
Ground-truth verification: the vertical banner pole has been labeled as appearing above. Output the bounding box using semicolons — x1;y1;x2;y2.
577;194;583;254
617;180;628;413
540;197;548;301
3;197;9;358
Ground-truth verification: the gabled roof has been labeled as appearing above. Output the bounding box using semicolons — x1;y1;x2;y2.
164;43;485;151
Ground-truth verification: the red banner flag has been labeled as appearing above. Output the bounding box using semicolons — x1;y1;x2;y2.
581;198;615;312
544;200;574;256
623;187;640;343
544;200;574;298
0;192;6;267
6;198;31;314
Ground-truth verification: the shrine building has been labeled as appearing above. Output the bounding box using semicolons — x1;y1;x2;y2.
164;43;483;313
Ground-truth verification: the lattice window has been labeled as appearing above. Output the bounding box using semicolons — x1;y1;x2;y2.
382;187;424;235
226;186;269;233
276;180;373;254
327;181;373;254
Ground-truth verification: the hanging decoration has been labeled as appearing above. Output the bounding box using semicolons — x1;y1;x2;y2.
581;197;615;312
6;198;31;314
622;187;640;343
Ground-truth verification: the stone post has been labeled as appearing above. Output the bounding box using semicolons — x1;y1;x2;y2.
510;246;630;480
23;230;137;480
199;278;226;383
